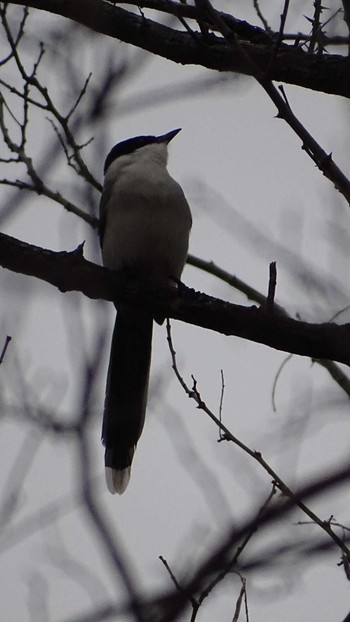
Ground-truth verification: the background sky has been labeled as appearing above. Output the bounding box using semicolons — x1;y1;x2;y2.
1;1;350;621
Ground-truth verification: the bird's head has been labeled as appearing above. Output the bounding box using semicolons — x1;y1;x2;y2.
104;128;181;174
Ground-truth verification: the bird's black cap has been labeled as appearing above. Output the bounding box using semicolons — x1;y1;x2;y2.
104;128;181;173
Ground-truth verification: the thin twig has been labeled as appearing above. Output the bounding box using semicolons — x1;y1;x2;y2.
266;261;277;312
308;0;323;54
195;0;350;204
271;354;293;412
0;6;101;191
188;253;350;400
218;369;225;440
159;556;199;609
265;0;290;76
252;0;272;33
232;579;246;622
187;254;285;315
166;320;350;562
192;485;276;620
0;335;11;364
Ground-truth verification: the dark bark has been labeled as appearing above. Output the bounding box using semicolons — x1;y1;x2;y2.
1;231;350;365
7;0;350;98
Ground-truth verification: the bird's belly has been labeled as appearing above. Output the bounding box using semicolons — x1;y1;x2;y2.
102;203;189;284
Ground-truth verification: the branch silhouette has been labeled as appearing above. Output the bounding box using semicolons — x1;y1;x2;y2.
1;231;350;365
7;0;350;98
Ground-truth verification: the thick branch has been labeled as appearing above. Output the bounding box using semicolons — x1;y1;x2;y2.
7;0;350;99
1;231;350;365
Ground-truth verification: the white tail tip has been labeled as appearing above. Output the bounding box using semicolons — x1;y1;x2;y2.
105;466;131;495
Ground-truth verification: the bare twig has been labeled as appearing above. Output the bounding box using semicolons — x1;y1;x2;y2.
66;72;92;121
308;0;323;54
0;6;101;191
0;4;29;66
0;335;11;364
188;253;350;400
271;353;293;412
0;429;42;526
0;88;97;224
158;462;350;621
189;486;276;621
252;0;272;33
187;254;284;312
266;261;277;312
166;319;350;561
265;0;290;76
218;368;225;440
232;575;248;622
193;0;350;204
159;556;199;611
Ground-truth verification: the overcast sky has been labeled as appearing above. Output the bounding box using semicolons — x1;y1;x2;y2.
1;2;350;621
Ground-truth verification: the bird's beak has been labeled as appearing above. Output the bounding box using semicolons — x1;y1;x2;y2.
157;128;182;143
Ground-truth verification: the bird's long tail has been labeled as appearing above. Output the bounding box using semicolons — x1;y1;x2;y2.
102;305;153;494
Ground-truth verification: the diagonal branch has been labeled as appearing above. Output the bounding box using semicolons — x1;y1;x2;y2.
188;254;350;398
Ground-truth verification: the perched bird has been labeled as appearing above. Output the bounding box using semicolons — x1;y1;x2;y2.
99;129;192;494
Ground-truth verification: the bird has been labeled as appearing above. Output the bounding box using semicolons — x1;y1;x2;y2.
99;128;192;494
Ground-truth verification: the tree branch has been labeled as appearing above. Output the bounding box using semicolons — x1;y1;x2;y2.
6;0;350;99
1;231;350;365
